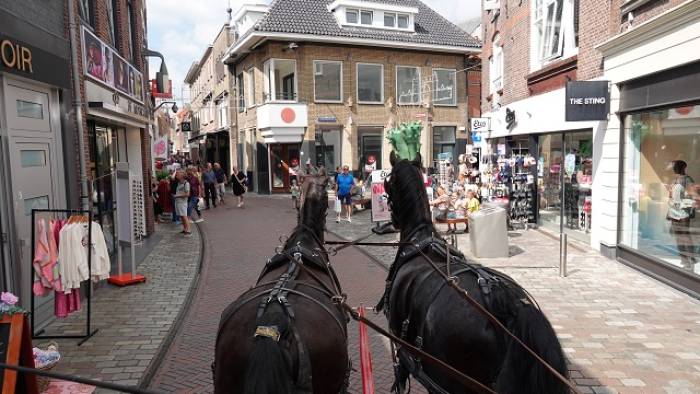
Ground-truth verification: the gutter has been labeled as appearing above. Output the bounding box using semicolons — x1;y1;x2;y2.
67;0;89;211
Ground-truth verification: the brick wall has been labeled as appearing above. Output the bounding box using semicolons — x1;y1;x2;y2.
622;0;687;26
233;41;469;169
68;0;153;235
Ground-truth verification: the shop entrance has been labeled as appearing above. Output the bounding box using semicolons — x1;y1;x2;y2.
537;130;593;243
270;143;300;192
358;127;383;182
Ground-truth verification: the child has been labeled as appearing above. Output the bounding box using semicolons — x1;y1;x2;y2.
290;179;301;210
466;190;480;214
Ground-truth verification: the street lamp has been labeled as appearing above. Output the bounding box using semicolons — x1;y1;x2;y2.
153;101;178;113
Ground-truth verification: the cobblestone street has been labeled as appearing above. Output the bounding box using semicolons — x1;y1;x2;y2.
327;209;700;394
43;222;201;389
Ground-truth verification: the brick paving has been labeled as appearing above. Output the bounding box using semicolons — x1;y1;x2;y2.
38;222;201;390
328;208;700;394
146;194;424;393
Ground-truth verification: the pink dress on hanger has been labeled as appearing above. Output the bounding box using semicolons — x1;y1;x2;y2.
53;220;81;318
32;219;51;296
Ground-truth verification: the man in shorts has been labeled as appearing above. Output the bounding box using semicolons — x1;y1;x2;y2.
335;165;355;223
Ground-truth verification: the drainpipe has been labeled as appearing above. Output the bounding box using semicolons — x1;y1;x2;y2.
68;0;89;211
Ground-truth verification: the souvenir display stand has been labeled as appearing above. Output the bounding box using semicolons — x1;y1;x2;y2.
30;209;99;345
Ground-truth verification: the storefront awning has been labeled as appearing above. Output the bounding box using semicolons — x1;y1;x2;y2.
87;101;149;128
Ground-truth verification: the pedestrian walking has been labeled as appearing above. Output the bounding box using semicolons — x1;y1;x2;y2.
667;160;697;270
187;167;204;223
170;171;180;224
151;177;162;223
202;163;218;209
335;165;355;223
291;179;301;210
174;170;192;236
230;165;247;208
214;162;228;205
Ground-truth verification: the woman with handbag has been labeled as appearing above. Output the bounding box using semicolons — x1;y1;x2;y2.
230;165;247;208
667;160;697;270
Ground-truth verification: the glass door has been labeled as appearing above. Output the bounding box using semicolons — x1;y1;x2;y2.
563;131;593;243
89;123;118;256
537;133;564;234
270;144;300;192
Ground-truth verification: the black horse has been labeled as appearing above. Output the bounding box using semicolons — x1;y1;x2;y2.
379;154;569;394
213;176;349;394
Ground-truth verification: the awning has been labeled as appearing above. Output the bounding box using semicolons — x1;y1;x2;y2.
87;101;149;128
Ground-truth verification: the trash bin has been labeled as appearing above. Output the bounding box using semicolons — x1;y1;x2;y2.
468;207;509;258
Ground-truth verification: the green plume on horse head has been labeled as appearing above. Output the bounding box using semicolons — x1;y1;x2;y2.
387;121;422;164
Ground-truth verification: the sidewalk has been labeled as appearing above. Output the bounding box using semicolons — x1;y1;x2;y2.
327;210;700;394
40;222;202;390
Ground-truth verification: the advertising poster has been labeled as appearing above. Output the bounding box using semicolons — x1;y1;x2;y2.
371;170;391;222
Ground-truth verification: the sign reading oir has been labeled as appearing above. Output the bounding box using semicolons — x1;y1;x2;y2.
565;81;610;121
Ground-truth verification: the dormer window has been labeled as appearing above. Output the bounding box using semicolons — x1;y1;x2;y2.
329;0;418;32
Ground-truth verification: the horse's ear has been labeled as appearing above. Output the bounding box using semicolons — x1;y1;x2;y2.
390;151;398;167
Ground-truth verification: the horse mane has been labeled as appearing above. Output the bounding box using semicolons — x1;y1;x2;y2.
386;160;434;234
286;176;328;249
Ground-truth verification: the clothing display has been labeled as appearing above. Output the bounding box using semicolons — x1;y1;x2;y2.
33;215;110;318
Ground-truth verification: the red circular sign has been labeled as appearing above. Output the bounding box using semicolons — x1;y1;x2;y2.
281;108;296;124
676;106;694;115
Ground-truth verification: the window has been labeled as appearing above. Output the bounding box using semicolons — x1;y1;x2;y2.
78;0;94;26
397;14;409;28
532;0;578;70
396;66;421;105
361;10;373;25
237;73;245;112
127;1;136;61
346;9;358;24
432;69;457;106
490;34;503;93
357;63;384;104
106;0;116;45
263;59;297;102
384;13;396;27
314;61;342;103
432;126;456;163
247;68;256;107
217;97;229;127
16;100;43;119
21;151;46;167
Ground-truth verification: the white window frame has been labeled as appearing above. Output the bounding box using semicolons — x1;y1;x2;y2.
218;98;229;127
346;8;358;24
313;60;343;104
360;10;373;25
263;58;298;103
531;0;578;71
247;67;255;108
356;63;384;105
489;34;503;93
384;12;396;27
396;65;421;105
397;14;409;29
432;68;457;107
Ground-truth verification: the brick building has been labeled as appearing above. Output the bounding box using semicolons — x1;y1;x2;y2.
479;0;700;295
185;24;236;174
223;0;480;193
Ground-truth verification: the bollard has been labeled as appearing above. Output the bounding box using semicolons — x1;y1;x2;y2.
559;233;568;277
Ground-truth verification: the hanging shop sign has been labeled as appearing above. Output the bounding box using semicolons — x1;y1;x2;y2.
82;27;144;103
470;117;490;133
565;81;610;121
0;33;70;88
371;170;391;223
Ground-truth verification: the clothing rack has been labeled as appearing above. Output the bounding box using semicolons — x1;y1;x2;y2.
30;209;99;346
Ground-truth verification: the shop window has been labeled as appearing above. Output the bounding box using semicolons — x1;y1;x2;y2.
237;72;245;112
78;0;95;27
396;66;421;105
621;105;700;274
432;126;456;163
263;59;297;102
432;69;457;106
357;63;384;104
314;61;342;103
531;0;578;71
489;34;503;94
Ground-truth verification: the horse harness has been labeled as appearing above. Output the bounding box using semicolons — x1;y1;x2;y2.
379;228;506;394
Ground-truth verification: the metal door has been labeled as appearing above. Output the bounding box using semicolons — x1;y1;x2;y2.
3;82;57;317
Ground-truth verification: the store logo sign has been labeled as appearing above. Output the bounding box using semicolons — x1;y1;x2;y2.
470;117;490;132
1;38;33;73
566;81;610;121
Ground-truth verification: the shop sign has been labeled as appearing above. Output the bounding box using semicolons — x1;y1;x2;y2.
181;122;191;132
317;116;337;123
470;117;490;132
82;27;144;103
371;170;391;222
565;81;610;121
0;33;70;88
471;132;482;143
